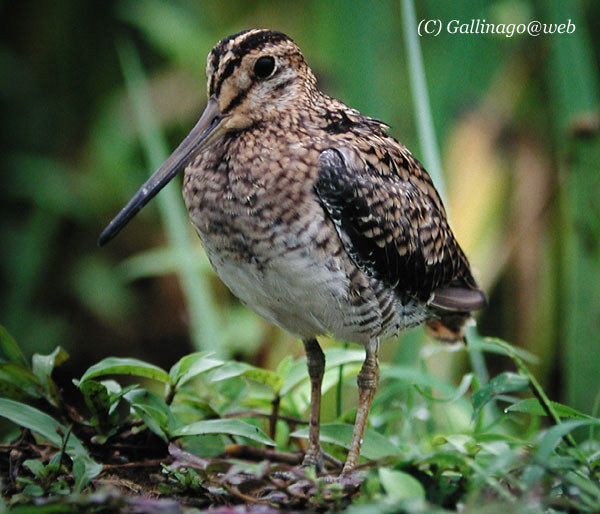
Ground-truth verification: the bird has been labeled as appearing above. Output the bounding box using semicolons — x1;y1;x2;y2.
99;29;487;476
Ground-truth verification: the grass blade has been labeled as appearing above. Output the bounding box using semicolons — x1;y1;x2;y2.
116;38;224;355
400;0;445;201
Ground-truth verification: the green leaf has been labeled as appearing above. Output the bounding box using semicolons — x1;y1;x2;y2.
80;357;173;385
537;419;600;459
433;434;478;455
471;372;530;419
209;361;251;382
0;363;43;400
291;423;399;460
506;398;595;419
178;434;226;458
32;346;69;383
523;419;600;485
415;372;473;403
275;355;294;377
32;346;69;405
210;361;283;393
80;380;119;433
169;352;223;388
124;389;177;441
172;418;275;446
379;468;425;502
0;325;28;366
104;381;139;414
382;365;457;394
472;432;527;445
72;456;103;493
49;481;70;495
23;458;47;479
80;380;111;415
23;484;45;497
281;349;366;396
242;368;283;394
0;398;88;457
471;337;539;364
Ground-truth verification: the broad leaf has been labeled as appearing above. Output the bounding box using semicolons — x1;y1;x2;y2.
169;352;223;388
379;468;425;502
72;456;103;493
0;325;27;366
0;362;42;400
415;373;473;403
470;337;539;364
172;418;275;446
275;355;294;377
471;372;530;419
210;361;283;393
80;357;173;385
281;349;365;396
32;346;69;405
124;389;178;441
32;346;69;384
80;380;118;433
0;398;88;457
433;434;478;455
291;422;399;460
522;419;600;485
505;398;594;419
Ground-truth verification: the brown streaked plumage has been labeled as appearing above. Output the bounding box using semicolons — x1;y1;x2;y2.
99;29;487;475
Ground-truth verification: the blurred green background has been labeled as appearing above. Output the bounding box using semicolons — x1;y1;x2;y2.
1;0;599;416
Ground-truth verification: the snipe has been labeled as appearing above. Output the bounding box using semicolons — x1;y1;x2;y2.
99;29;486;475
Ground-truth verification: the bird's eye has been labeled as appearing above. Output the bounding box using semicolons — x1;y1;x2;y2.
254;56;276;79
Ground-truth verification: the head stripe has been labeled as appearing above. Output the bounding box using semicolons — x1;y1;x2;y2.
210;30;291;97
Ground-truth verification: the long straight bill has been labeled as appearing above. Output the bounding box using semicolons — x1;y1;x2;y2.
98;96;222;246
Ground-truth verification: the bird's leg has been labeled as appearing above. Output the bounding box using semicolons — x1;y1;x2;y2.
302;338;325;470
342;339;379;475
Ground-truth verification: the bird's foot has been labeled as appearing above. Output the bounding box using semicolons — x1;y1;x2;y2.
320;468;366;486
270;451;323;483
300;448;324;472
270;465;364;501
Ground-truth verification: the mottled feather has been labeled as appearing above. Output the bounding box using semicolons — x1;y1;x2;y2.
315;148;485;313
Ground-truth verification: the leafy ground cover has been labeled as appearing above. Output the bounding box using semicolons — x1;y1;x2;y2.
1;325;599;513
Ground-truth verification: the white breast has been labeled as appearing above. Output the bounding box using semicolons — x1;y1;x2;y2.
203;241;354;341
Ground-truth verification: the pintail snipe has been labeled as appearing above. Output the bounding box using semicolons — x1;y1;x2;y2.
99;29;487;475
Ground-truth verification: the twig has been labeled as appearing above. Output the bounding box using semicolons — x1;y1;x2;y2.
224;444;302;465
270;395;281;440
322;452;344;469
102;458;169;470
223;483;262;504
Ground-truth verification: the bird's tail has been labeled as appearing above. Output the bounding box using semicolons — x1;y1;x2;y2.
426;283;487;342
426;312;474;342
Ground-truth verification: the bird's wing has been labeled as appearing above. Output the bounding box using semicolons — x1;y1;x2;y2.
314;148;486;311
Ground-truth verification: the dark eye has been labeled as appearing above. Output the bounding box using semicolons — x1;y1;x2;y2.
254;56;276;79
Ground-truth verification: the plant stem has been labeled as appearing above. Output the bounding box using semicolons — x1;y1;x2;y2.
400;0;445;202
116;38;224;356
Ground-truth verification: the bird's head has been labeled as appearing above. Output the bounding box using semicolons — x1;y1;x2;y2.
98;29;314;246
206;29;316;131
